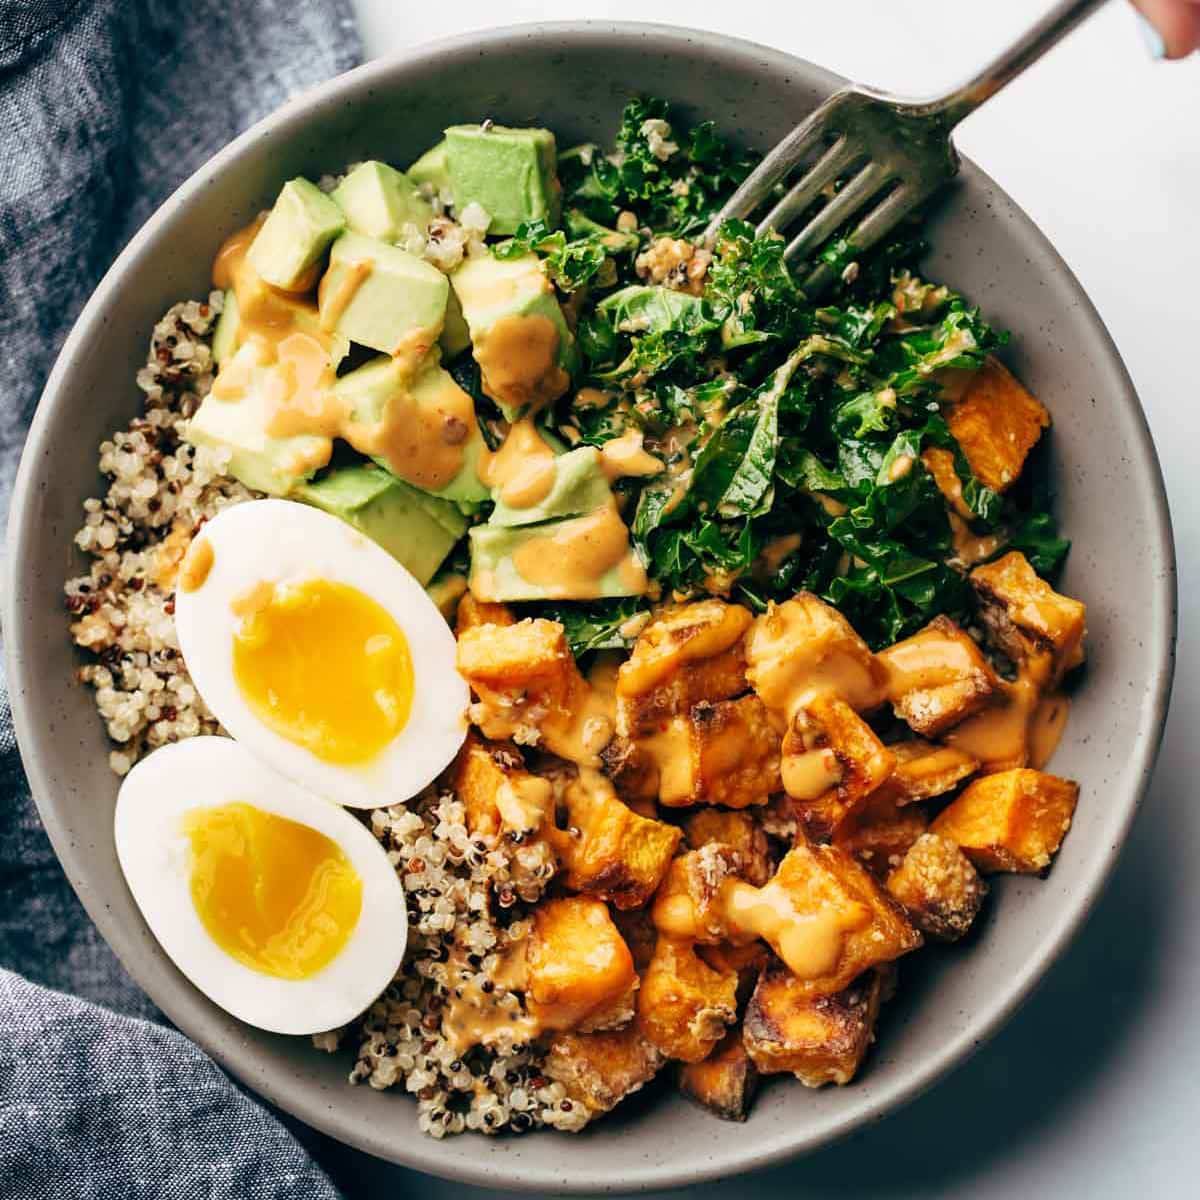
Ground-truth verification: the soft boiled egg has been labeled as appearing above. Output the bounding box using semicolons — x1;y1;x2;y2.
174;498;468;809
115;736;407;1035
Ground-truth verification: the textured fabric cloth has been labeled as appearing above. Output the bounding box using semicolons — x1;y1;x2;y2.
0;0;361;1194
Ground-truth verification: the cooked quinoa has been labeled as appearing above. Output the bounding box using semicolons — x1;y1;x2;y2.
65;293;582;1137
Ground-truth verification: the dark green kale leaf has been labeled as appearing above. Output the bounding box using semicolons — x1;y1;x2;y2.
530;597;648;656
492;219;610;292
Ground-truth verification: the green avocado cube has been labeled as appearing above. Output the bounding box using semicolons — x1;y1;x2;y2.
488;445;615;528
333;353;489;506
211;290;240;366
406;139;451;198
332;161;433;243
444;125;561;235
185;343;331;495
450;251;578;421
439;287;471;360
468;517;645;602
246;178;345;291
295;463;465;585
319;231;448;356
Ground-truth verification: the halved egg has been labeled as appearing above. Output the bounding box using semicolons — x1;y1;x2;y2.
115;736;407;1035
174;498;468;808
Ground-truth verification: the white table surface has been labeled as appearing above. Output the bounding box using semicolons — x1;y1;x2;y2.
314;3;1200;1196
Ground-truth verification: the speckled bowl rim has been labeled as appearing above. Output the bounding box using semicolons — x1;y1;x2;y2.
4;21;1177;1194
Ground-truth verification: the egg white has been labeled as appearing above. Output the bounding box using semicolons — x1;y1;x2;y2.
174;498;468;809
115;736;408;1035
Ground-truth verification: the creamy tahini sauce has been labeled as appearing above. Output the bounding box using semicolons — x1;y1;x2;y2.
598;429;664;481
746;598;885;725
1030;691;1070;768
495;774;553;833
722;878;869;981
316;257;373;333
475;313;569;415
344;365;476;494
512;503;647;600
781;746;843;802
479;417;557;508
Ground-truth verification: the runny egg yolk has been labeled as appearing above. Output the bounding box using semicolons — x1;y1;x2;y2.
184;802;363;980
232;578;414;764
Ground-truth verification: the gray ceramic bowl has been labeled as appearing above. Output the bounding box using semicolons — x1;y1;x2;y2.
3;21;1177;1195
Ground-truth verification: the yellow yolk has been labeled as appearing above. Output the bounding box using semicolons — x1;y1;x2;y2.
232;578;414;764
184;802;362;980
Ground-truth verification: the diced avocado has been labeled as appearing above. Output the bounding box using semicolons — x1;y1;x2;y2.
334;352;490;506
439;286;471;360
407;139;451;198
426;571;469;622
319;231;448;357
488;445;614;528
596;285;709;334
332;161;433;243
246;178;345;292
450;251;578;421
468;517;645;602
444;125;561;236
295;462;465;585
185;343;331;495
211;290;240;365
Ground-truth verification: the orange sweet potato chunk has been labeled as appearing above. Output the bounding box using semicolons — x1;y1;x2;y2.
637;936;739;1063
755;843;921;997
678;1027;760;1121
945;356;1049;492
931;767;1079;874
971;551;1087;680
887;832;988;941
877;616;998;738
782;694;895;841
743;962;891;1086
455;592;516;635
527;897;637;1033
883;739;979;804
651;845;743;944
550;769;681;910
544;1024;664;1116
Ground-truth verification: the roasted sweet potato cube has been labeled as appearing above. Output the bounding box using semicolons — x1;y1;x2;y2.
833;789;929;880
697;940;770;1007
617;600;751;705
455;591;516;635
457;619;608;765
971;551;1087;681
550;768;681;909
651;844;743;943
626;696;782;809
527;897;637;1032
884;739;979;803
878;616;998;737
451;732;552;839
685;809;772;886
782;695;895;841
932;767;1078;874
637;937;739;1063
746;592;888;719
678;1027;760;1121
945;356;1049;492
544;1025;664;1117
732;843;921;997
887;832;987;941
743;962;890;1086
600;734;661;803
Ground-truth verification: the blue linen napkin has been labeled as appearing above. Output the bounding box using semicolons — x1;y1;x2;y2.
0;1;361;1192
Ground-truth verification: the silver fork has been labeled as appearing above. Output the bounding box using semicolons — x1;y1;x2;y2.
706;0;1110;296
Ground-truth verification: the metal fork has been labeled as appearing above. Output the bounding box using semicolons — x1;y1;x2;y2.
706;0;1110;295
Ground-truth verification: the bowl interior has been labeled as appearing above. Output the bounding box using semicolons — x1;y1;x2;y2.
4;23;1175;1195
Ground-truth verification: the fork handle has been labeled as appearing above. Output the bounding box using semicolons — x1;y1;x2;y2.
920;0;1112;127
